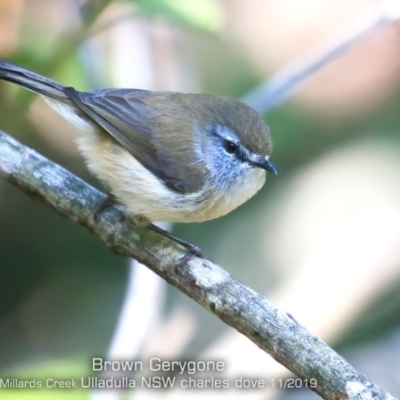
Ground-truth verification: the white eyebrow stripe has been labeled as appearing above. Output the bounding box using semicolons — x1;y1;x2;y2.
215;125;239;142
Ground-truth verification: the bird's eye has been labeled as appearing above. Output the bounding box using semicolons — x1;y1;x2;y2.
223;140;238;154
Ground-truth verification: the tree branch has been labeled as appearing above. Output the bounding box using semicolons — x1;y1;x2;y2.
0;129;394;399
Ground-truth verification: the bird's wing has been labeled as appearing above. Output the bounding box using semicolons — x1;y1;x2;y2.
64;87;202;194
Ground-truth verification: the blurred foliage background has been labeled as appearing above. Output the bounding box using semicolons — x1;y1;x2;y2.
1;0;400;399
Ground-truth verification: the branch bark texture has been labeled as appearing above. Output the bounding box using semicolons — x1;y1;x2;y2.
0;130;395;400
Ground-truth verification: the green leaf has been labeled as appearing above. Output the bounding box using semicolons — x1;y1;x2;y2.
129;0;224;33
0;359;89;400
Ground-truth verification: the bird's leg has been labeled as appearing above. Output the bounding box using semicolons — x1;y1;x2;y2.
147;223;203;258
133;215;203;262
96;204;203;264
94;193;118;221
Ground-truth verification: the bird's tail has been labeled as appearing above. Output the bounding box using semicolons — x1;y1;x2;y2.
0;60;71;104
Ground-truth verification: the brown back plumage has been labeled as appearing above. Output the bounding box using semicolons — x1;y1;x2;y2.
65;89;272;194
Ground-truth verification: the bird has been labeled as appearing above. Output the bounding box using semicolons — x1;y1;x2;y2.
0;60;277;257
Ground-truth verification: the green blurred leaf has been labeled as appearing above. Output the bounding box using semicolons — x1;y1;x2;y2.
0;359;89;400
128;0;223;33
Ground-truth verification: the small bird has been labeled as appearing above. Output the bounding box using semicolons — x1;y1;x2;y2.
0;61;277;255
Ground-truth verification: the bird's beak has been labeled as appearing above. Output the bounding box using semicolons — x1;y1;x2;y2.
249;157;278;175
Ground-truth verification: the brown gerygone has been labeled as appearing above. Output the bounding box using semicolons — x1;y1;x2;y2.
0;61;277;255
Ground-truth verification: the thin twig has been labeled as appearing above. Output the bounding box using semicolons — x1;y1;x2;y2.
243;0;400;113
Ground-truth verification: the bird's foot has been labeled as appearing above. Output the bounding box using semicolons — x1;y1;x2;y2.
94;193;118;221
147;223;203;266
